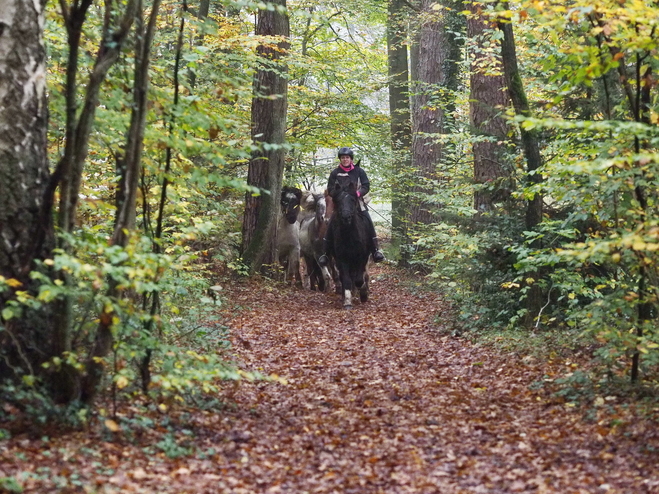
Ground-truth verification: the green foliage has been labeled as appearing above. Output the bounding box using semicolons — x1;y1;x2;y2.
0;380;88;428
1;0;279;418
0;477;23;494
404;0;659;389
155;432;195;459
1;225;258;421
285;0;389;188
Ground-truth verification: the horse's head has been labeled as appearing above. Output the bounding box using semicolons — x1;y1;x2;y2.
281;186;302;224
331;180;359;225
314;194;327;224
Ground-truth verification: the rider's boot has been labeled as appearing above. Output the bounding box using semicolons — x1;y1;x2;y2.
372;237;385;263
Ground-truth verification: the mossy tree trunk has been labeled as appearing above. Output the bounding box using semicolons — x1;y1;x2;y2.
241;0;290;273
387;0;412;264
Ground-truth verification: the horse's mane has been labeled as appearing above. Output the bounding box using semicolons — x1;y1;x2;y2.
300;190;323;212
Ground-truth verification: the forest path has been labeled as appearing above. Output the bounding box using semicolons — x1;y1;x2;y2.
207;264;658;493
2;265;658;493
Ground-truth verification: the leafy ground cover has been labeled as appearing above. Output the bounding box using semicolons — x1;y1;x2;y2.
1;265;659;493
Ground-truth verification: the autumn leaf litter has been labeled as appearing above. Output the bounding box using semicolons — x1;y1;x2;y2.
1;265;659;493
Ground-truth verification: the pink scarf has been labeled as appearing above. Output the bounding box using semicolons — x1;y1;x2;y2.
339;161;354;172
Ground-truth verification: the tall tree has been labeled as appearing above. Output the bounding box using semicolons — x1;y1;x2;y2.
588;10;655;382
467;2;511;212
408;0;464;225
82;0;163;405
57;0;137;236
497;7;544;325
409;0;445;225
497;9;542;230
387;0;412;262
0;0;53;378
241;0;290;272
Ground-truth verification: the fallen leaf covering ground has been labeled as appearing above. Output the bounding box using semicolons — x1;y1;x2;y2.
2;264;659;493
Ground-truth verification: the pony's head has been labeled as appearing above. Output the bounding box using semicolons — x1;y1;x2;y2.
281;186;302;224
314;194;327;224
331;180;359;225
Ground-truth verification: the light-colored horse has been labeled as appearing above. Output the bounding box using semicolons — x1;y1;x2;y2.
299;192;333;291
277;186;303;287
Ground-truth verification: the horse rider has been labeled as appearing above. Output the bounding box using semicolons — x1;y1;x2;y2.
318;147;385;267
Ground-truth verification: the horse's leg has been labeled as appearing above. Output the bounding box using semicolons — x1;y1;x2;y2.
304;255;316;291
312;260;325;292
338;261;353;309
343;286;353;309
354;267;364;288
331;261;342;294
311;257;325;292
320;264;331;293
281;258;289;283
291;248;302;288
360;268;369;303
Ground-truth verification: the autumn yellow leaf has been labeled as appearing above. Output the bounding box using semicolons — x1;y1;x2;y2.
104;419;120;432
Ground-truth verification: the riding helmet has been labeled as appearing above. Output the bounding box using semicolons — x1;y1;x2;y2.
337;147;354;158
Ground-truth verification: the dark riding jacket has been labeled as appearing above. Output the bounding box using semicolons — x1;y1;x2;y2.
323;163;378;257
327;165;370;212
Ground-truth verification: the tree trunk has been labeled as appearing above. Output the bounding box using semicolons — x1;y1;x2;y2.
81;0;162;405
0;0;53;377
498;14;542;230
241;0;289;272
409;0;445;225
409;0;463;225
57;0;137;236
498;11;544;326
467;4;511;212
630;62;654;383
387;0;412;263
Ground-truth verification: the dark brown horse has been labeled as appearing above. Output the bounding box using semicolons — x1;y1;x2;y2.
328;180;370;308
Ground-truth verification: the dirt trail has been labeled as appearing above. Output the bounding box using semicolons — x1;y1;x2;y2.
2;265;658;493
208;265;659;493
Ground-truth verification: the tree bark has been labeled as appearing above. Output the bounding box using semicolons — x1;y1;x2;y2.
0;0;52;377
409;0;445;225
467;3;511;212
498;13;542;230
387;0;412;262
498;9;544;326
409;0;463;225
241;0;289;272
